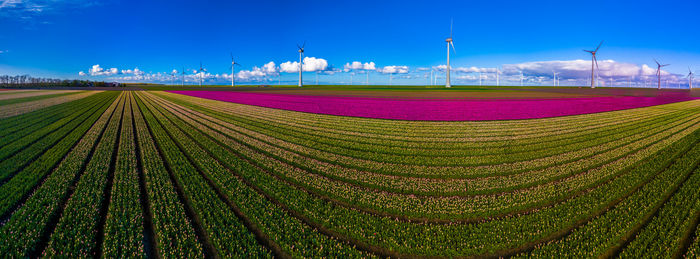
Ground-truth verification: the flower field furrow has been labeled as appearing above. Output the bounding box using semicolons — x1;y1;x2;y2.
0;92;120;257
155;96;698;173
617;167;700;258
166;90;698;121
520;137;700;258
0;92;109;164
0;90;84;107
0;92;108;145
159;91;682;144
102;92;146;258
131;91;204;258
158;90;700;139
0;92;117;217
42;94;126;257
156;93;692;163
148;91;700;193
0;90;74;101
140;91;700;256
135;92;271;258
3;88;699;257
0;90;100;119
136;91;376;258
145;91;700;221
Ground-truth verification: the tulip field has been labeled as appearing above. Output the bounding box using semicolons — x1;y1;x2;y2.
0;87;699;258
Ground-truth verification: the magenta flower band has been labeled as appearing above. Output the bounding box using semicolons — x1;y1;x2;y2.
166;90;698;121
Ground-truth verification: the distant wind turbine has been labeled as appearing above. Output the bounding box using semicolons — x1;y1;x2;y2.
445;19;456;88
552;71;558;87
584;41;603;88
496;67;500;86
181;66;185;86
654;59;670;90
687;67;694;89
297;42;305;87
198;62;206;87
520;71;524;86
229;53;241;87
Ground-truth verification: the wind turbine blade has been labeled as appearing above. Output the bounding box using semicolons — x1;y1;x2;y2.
595;41;603;52
654;59;660;66
450;41;456;55
230;52;233;60
594;56;600;71
302;41;306;48
450;18;453;38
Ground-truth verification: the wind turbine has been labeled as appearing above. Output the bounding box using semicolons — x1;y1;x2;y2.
170;69;177;85
198;62;207;87
654;59;670;90
687;67;694;89
181;66;185;86
297;42;305;87
552;71;558;87
496;67;500;86
584;41;603;88
520;71;524;86
229;53;241;87
445;19;456;88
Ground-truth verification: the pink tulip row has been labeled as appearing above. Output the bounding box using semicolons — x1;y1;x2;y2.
167;90;698;121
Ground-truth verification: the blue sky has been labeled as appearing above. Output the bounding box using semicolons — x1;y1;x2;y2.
1;0;699;86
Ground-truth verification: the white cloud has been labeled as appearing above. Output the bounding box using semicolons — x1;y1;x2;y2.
280;57;329;73
89;64;118;76
261;61;279;75
78;71;86;76
120;68;144;75
171;69;178;74
377;65;409;74
343;61;376;72
500;59;674;80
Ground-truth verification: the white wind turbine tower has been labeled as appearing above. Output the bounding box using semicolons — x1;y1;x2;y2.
297;42;305;87
181;66;185;86
654;59;670;90
171;70;177;85
520;71;524;86
445;19;456;88
366;71;369;85
496;67;500;86
687;67;694;89
584;41;603;88
229;53;241;87
552;71;558;87
197;62;207;87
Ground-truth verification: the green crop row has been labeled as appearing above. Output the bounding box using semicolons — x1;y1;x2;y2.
0;91;83;107
42;93;126;257
520;133;700;258
158;91;695;138
140;91;700;256
131;92;204;258
153;92;700;180
0;92;118;217
135;92;270;258
0;92;107;146
144;92;700;221
136;91;373;258
0;92;109;165
618;166;700;258
0;92;120;257
102;92;145;258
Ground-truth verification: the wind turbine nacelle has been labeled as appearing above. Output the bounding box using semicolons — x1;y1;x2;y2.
446;38;453;42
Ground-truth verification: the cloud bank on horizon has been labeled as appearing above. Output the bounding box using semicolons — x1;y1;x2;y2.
78;58;686;87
